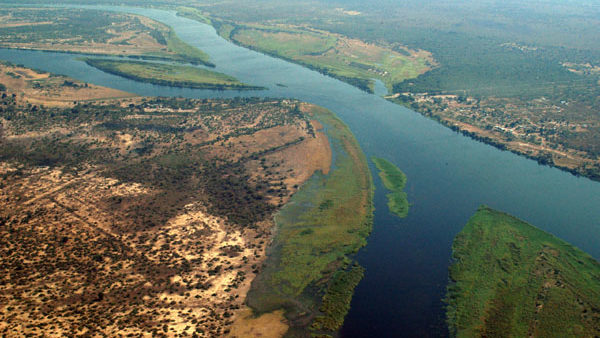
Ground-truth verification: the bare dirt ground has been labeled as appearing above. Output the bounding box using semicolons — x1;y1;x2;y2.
0;63;134;107
0;69;332;336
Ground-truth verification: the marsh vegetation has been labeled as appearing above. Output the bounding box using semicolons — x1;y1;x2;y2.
448;206;600;337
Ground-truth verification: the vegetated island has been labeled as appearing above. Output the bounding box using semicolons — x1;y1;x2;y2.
0;7;214;67
372;157;409;218
447;206;600;337
83;58;265;90
242;103;374;337
0;62;335;336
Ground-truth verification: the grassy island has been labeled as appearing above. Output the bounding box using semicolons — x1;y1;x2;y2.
447;206;600;337
246;104;374;336
83;58;264;90
372;157;409;218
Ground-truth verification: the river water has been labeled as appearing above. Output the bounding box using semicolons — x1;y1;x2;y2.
2;6;600;337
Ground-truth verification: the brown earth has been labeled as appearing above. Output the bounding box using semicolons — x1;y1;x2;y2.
0;62;134;107
0;10;173;60
0;68;331;336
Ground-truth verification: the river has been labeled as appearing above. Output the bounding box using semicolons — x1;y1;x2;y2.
1;6;599;337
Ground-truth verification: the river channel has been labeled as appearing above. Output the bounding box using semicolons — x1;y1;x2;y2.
1;6;600;337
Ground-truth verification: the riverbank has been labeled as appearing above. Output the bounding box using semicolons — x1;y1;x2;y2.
389;95;600;182
2;5;600;336
244;103;374;336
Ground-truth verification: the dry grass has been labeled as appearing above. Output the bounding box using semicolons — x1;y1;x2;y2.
228;307;288;338
0;63;134;107
0;69;334;336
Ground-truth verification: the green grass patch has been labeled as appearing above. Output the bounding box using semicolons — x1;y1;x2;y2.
162;30;213;67
176;6;211;25
447;206;600;337
372;157;409;218
82;58;264;90
246;105;374;335
230;24;431;93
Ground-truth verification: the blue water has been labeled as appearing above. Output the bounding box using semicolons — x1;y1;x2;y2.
2;6;599;337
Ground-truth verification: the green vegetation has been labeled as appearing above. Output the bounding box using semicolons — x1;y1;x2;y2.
83;58;263;90
226;24;431;93
311;264;365;332
447;206;600;337
162;30;212;66
247;105;373;335
372;157;409;218
0;7;214;67
176;6;212;25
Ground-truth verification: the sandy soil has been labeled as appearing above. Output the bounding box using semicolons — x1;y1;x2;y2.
228;307;288;338
0;63;135;107
0;69;333;336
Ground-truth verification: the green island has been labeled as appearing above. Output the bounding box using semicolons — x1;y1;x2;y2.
247;104;374;336
221;23;432;93
372;157;409;218
447;206;600;337
83;58;264;90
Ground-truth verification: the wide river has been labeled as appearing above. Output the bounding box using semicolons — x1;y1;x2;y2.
2;6;600;337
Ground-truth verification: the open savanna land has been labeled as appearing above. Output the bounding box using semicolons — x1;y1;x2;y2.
447;206;600;337
372;157;409;218
246;103;374;336
222;23;433;93
0;7;213;66
83;58;263;90
0;66;336;336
